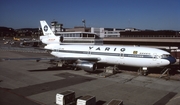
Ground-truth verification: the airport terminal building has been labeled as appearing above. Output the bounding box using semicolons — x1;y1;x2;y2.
50;21;180;38
0;20;179;38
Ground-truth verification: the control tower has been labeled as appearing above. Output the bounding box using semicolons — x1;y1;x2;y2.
51;21;63;34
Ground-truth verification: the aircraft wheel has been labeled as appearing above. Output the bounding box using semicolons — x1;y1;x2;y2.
70;67;79;71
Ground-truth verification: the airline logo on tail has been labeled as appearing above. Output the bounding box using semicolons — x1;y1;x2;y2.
44;25;48;32
40;20;55;36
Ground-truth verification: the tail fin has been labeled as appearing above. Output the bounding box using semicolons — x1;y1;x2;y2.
40;20;55;36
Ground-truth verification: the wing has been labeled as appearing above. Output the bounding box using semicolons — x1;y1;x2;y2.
1;57;100;62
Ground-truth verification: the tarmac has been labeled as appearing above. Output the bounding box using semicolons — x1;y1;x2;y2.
0;46;180;105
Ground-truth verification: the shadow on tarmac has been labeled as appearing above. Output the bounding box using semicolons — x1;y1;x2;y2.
27;67;71;72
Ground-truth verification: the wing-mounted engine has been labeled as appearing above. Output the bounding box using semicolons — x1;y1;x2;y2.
76;60;97;72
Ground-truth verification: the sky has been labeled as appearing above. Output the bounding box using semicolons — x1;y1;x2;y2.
0;0;180;30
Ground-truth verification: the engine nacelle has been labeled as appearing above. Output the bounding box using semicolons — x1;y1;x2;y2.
76;61;97;72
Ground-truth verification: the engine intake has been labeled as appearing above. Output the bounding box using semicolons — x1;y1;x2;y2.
76;61;97;72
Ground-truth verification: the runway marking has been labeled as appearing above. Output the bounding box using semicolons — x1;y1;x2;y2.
153;92;177;105
12;72;96;96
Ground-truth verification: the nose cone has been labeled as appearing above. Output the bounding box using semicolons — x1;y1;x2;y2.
166;56;176;65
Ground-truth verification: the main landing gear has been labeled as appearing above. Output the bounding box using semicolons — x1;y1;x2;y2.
138;67;148;76
104;65;119;74
47;61;63;70
48;60;80;71
99;65;119;77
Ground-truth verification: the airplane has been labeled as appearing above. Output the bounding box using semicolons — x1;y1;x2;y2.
1;20;177;75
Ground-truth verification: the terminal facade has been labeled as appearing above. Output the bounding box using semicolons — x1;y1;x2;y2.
51;21;124;38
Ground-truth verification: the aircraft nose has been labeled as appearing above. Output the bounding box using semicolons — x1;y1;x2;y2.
166;56;176;65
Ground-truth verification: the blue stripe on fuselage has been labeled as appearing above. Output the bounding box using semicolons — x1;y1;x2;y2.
53;50;154;59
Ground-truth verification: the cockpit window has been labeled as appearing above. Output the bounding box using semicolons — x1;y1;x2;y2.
161;54;171;58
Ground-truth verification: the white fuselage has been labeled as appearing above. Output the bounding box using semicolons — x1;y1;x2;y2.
45;44;173;68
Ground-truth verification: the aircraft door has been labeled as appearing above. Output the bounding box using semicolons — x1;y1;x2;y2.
88;47;92;56
120;52;124;59
119;52;124;64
